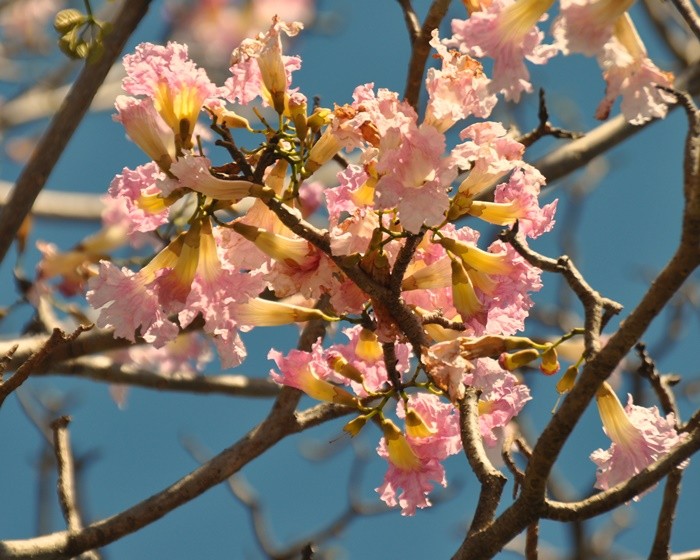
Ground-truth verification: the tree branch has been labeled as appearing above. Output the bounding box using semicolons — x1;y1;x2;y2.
0;399;353;559
403;0;451;109
458;388;507;536
0;326;90;409
45;357;280;398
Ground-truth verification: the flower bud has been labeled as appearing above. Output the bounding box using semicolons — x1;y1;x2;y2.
343;415;369;437
499;348;539;371
540;347;560;375
556;365;578;394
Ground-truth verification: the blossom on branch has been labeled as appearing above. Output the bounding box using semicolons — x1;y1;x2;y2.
590;383;688;499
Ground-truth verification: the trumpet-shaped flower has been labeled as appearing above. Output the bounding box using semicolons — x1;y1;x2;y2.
113;96;175;169
168;153;259;201
268;341;358;406
122;41;219;147
591;386;688;499
469;358;532;446
447;0;558;102
553;0;636;56
595;15;675;125
376;394;462;515
87;261;179;347
226;18;303;108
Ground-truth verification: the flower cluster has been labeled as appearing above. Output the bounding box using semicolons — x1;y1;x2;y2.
32;2;685;516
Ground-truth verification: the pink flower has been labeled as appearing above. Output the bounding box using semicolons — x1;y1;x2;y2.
268;341;358;406
122;42;219;146
447;0;558;102
177;219;266;368
591;385;688;499
325;164;372;223
451;121;525;205
469;358;532;447
375;124;457;233
376;394;462;515
553;0;635;57
595;22;675;125
489;166;557;238
424;30;496;132
226;18;303;109
107;163;171;235
168;153;257;201
113;96;175;168
331;84;417;151
87;261;179;347
328;325;411;395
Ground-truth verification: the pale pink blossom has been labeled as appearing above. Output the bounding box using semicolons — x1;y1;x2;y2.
469;358;531;447
425;30;496;132
328;325;411;395
113;96;175;168
490;166;557;238
268;340;358;406
329;209;379;257
553;0;635;56
451;122;525;203
87;261;179;347
376;394;462;515
122;42;219;144
596;36;675;125
325;165;372;223
168;153;257;201
375;124;457;233
226;18;303;107
331;84;417;152
447;0;558;102
108;163;171;235
591;389;688;499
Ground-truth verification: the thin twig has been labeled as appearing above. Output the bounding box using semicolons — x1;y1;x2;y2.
517;89;584;149
525;522;539;560
0;326;90;408
501;223;622;358
403;0;451;109
51;417;81;533
396;0;421;44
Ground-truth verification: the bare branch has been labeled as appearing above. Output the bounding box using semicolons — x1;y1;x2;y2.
0;399;353;559
46;357;280;398
0;326;90;409
458;387;507;536
649;469;683;559
501;224;622;358
403;0;451;109
396;0;421;44
51;417;81;534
